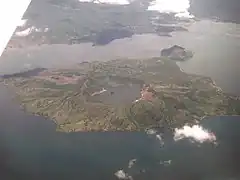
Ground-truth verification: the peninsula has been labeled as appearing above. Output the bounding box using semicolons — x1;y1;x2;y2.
3;58;240;132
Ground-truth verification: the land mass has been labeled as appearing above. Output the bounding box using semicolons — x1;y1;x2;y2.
161;45;193;61
2;58;240;132
6;0;192;49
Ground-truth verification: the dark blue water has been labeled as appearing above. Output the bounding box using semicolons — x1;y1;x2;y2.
1;83;240;180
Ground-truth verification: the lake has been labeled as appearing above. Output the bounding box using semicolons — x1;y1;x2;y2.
1;20;240;95
1;0;240;179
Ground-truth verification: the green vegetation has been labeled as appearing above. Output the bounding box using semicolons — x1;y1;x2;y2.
4;58;240;132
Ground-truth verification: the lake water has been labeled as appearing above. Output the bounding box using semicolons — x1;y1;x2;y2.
1;0;240;179
1;20;240;95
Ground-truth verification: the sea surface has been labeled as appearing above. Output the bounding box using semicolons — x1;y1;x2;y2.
0;0;240;179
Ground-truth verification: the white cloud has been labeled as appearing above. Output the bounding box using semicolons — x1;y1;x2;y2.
147;0;194;18
174;125;217;143
115;170;133;180
15;26;49;37
78;0;194;18
15;27;33;37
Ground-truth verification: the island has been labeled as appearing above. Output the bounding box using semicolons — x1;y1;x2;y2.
2;58;240;132
161;45;193;61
